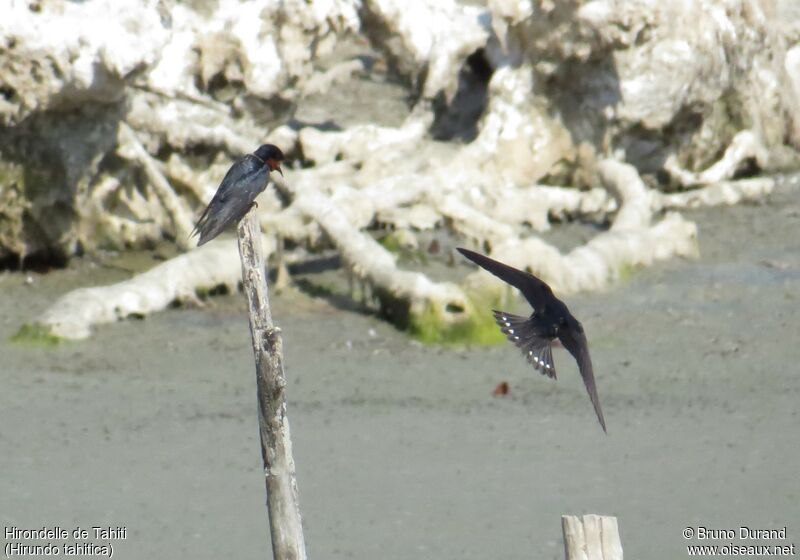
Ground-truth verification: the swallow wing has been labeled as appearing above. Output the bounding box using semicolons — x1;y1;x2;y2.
193;157;254;238
194;156;269;246
558;323;607;432
457;248;555;312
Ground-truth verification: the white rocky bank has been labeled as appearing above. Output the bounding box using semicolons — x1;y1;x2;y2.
1;0;798;338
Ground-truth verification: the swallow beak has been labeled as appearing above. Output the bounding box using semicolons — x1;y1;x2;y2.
267;158;284;177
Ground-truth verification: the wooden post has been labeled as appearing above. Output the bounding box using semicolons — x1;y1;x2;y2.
562;515;623;560
237;208;307;560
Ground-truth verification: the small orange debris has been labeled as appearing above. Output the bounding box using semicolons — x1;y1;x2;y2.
492;381;510;396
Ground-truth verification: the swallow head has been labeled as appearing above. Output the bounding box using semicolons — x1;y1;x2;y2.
254;144;285;176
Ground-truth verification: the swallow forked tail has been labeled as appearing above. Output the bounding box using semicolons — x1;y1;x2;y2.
492;310;556;379
191;199;256;246
191;204;223;247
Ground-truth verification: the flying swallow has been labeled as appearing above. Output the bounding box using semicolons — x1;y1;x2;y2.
192;144;284;246
457;247;607;432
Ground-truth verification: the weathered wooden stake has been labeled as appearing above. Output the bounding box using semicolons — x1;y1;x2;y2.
562;514;623;560
237;207;307;560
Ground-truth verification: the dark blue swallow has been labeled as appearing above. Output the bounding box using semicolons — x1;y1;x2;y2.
458;247;607;432
192;144;284;246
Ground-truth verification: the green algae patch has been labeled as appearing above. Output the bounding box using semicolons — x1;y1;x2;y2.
401;284;514;346
10;323;64;347
372;275;513;345
408;301;506;345
617;262;639;283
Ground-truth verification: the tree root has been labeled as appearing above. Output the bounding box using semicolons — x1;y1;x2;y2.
663;130;769;187
465;159;699;295
117;124;196;248
485;185;614;232
293;187;471;328
654;177;776;210
34;148;780;341
33;237;274;340
477;213;698;296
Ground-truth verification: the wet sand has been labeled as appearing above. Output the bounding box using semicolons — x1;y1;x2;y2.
2;177;799;559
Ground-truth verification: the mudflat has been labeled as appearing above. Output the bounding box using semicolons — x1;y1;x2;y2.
1;179;798;559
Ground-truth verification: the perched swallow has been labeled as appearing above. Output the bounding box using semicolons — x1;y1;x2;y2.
192;144;284;246
457;247;607;432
